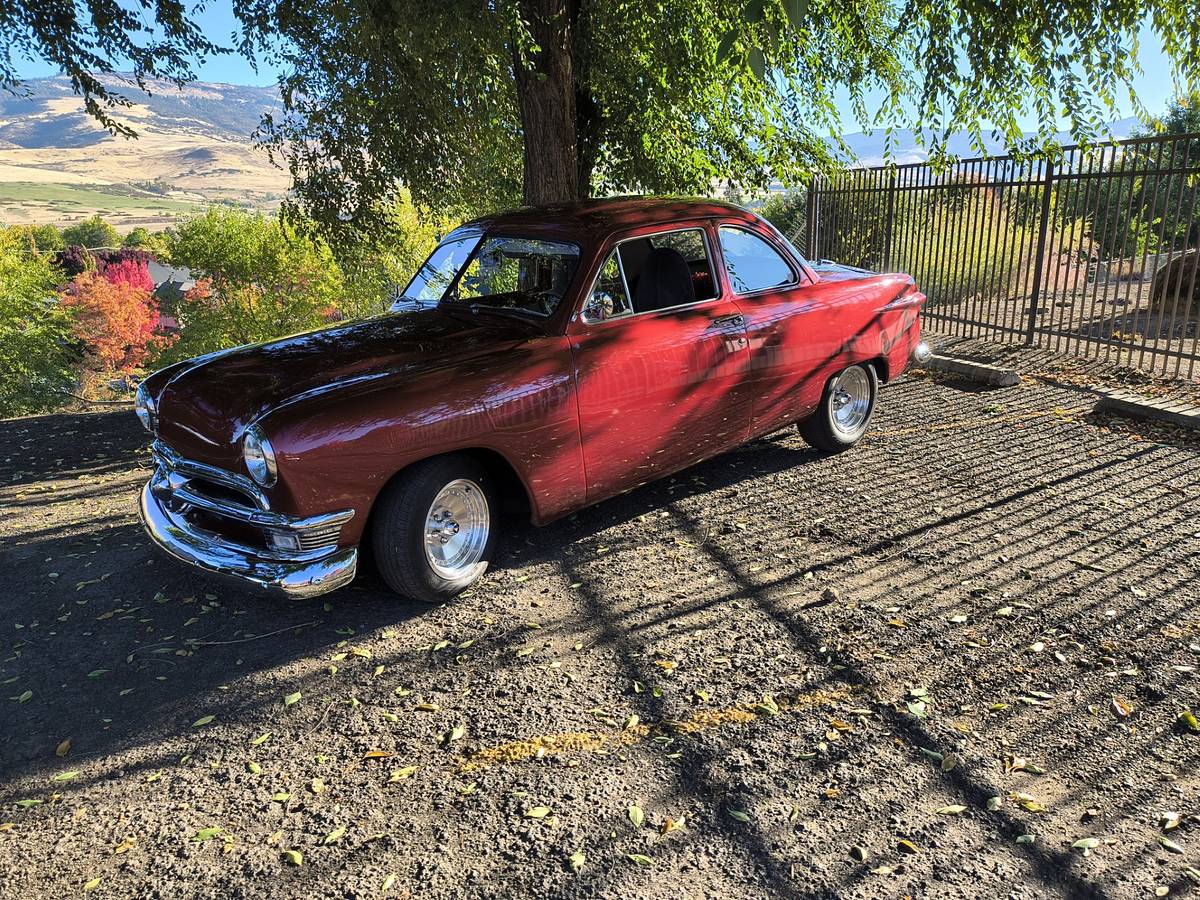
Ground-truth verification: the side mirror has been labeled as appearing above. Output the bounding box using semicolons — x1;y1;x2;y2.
581;291;615;324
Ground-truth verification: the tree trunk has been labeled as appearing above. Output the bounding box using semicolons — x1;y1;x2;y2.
513;0;582;206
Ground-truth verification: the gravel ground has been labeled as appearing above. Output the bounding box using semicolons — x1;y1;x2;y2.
2;354;1200;899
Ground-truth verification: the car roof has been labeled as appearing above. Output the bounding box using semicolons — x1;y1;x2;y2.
461;196;763;242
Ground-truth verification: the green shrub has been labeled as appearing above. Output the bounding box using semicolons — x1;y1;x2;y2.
62;215;120;249
0;228;78;416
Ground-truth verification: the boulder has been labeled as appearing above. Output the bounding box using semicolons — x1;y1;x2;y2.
1150;248;1200;318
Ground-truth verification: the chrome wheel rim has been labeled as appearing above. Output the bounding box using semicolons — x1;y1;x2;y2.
424;478;489;579
829;367;872;436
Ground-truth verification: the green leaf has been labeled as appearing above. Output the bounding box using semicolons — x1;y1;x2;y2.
936;805;967;815
568;849;586;872
251;732;271;746
193;826;223;842
628;805;644;827
1072;837;1100;851
84;877;102;892
525;806;551;819
782;0;808;30
748;47;766;82
192;715;215;727
283;692;301;707
716;30;738;63
627;853;653;867
728;809;752;823
51;770;80;782
324;825;346;844
1158;835;1185;854
282;849;303;866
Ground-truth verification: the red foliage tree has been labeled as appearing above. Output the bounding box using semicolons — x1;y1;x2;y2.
103;256;154;293
60;271;175;373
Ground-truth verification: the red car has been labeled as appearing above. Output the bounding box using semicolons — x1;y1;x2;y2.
137;198;928;601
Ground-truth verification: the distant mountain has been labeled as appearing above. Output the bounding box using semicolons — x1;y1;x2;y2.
0;75;288;231
0;74;280;149
837;119;1143;168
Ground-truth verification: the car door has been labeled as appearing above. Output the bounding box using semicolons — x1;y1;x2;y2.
567;223;752;502
715;222;836;438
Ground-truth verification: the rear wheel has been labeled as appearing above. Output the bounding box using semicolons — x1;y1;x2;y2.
371;455;496;603
799;363;878;453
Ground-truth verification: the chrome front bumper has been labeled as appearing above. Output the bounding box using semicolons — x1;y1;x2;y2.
138;442;358;599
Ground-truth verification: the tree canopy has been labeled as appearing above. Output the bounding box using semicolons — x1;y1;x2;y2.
1;0;218;136
62;215;121;249
6;0;1200;231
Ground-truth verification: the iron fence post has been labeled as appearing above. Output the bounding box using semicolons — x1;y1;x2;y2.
883;169;897;272
805;178;818;260
1026;157;1055;345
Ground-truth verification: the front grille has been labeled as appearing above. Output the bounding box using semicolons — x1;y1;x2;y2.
151;439;352;560
297;525;343;552
188;476;260;511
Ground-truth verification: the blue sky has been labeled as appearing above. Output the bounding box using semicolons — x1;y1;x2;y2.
11;3;1188;132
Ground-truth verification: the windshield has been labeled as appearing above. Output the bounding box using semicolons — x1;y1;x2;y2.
399;232;582;318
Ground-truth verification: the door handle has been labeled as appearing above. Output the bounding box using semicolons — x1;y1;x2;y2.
709;313;745;329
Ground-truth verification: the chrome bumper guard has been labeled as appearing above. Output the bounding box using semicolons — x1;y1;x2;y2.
138;441;357;599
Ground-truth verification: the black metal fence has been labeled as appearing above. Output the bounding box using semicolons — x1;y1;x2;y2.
801;133;1200;379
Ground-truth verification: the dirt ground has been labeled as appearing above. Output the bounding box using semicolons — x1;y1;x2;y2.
3;347;1200;899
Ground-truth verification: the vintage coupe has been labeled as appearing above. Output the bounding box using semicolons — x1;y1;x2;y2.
137;198;929;602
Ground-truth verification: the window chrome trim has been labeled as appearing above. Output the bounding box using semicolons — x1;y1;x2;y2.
717;224;803;298
575;224;723;325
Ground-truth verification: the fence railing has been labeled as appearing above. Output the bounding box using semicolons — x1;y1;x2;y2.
802;133;1200;379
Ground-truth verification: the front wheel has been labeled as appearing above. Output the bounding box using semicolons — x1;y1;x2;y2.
799;363;878;453
371;455;497;603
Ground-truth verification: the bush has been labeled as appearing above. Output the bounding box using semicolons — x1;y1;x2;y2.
62;215;121;250
123;227;152;248
0;227;77;416
6;223;65;252
759;190;808;248
56;246;153;279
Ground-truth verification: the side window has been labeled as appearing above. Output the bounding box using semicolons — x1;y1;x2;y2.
581;249;633;323
718;226;797;294
616;228;718;314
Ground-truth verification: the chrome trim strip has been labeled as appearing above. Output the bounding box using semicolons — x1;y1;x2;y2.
139;484;358;599
150;469;354;532
153;439;268;510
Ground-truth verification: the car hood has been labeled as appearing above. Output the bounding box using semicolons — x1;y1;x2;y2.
153;308;530;461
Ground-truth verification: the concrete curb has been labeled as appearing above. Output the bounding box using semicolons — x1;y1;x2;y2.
919;355;1021;387
1094;388;1200;430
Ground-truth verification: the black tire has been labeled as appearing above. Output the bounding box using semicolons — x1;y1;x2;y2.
798;363;879;453
371;454;497;603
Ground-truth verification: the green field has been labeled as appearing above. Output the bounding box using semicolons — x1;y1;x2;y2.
0;181;202;222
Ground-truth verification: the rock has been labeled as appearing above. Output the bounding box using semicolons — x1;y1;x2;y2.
821;587;842;604
1150;249;1199;317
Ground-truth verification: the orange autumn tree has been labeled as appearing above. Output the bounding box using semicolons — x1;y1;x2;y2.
61;271;175;375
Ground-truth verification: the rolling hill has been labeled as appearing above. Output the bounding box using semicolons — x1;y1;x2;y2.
0;75;290;232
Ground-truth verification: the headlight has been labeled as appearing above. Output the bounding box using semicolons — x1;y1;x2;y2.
135;383;156;433
242;425;278;487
